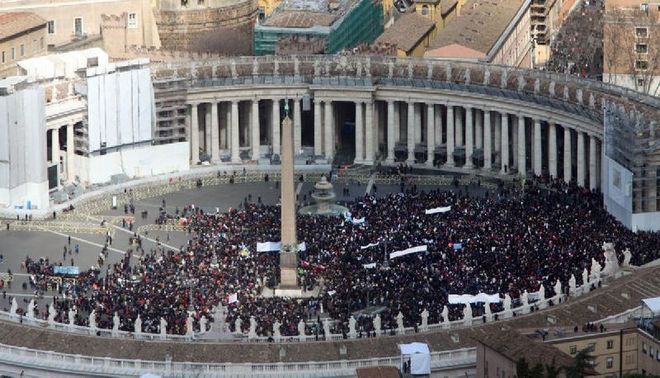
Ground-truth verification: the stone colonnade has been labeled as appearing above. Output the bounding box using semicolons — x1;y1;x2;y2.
187;95;602;189
47;123;78;186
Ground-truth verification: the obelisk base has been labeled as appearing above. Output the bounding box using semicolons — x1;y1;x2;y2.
275;248;304;297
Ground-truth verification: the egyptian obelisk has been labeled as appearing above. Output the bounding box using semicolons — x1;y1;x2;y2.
278;102;299;292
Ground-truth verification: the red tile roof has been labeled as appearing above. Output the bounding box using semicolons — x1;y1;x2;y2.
0;12;47;41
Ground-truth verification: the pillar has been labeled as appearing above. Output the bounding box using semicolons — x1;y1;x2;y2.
465;106;474;168
211;102;219;162
426;103;435;166
517;115;526;177
455;107;463;147
225;102;231;149
355;101;364;163
66;123;74;181
446;105;455;167
51;127;60;165
231;101;240;163
500;113;509;174
324;101;334;160
272;99;281;156
313;99;322;156
407;101;415;163
386;100;395;163
484;109;492;170
251;99;260;160
414;104;422;143
563;127;572;183
577;131;585;187
190;104;200;164
293;97;301;154
548;123;557;178
365;101;374;164
589;135;597;191
204;104;211;154
533;118;542;176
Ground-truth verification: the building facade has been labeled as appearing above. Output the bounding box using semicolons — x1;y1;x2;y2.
0;12;47;78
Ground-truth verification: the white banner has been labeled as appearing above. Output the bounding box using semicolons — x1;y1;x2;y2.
389;245;428;260
228;293;238;304
256;241;307;252
425;206;451;215
362;263;377;269
360;242;380;250
448;293;501;304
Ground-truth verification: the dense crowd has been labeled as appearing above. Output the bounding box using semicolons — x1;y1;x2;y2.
21;177;660;338
545;0;604;78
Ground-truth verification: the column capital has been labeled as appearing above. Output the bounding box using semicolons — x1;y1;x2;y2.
464;104;473;111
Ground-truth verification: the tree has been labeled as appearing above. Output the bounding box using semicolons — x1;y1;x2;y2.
516;357;531;378
565;348;596;378
545;358;563;378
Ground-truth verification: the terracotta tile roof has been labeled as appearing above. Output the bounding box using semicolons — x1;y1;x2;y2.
429;0;526;55
0;12;47;41
376;12;435;53
263;10;338;28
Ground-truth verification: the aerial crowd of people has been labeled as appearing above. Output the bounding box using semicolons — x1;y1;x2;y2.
18;176;660;338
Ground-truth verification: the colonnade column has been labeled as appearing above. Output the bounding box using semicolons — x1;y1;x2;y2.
251;99;260;160
190;104;200;164
563;127;572;183
465;106;474;169
231;101;240;163
484;109;492;170
66;123;74;181
386;100;395;163
355;101;364;163
500;112;509;174
407;101;415;163
589;135;597;190
51;127;60;165
548;123;557;178
577;131;585;187
313;99;322;156
533;118;542;176
324;101;334;161
211;102;219;162
364;101;374;164
272;99;281;156
204;105;211;154
446;104;455;167
517;114;526;177
426;103;435;166
293;97;301;154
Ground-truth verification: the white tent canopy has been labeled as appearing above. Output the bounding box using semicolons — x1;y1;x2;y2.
399;342;431;375
642;296;660;315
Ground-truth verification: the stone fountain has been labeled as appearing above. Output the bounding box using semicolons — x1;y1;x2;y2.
299;175;348;217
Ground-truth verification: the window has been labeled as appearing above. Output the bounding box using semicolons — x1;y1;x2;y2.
637;78;646;87
641;3;649;11
198;0;204;4
636;60;649;70
635;27;648;38
607;340;614;349
642;342;647;353
127;13;137;28
74;17;83;36
11;47;15;60
606;357;613;369
421;5;429;16
47;20;55;34
1;51;4;63
636;43;648;53
570;345;577;354
650;347;655;357
20;44;24;57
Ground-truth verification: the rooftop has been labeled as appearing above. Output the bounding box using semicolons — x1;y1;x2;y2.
428;0;526;56
261;0;356;28
376;12;435;53
0;12;46;41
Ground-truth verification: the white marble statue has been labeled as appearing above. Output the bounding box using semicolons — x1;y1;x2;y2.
199;315;208;333
503;294;512;312
582;268;590;288
112;312;120;333
248;316;257;339
67;307;75;326
89;310;97;330
27;299;36;319
186;313;194;336
234;317;242;334
441;305;449;324
47;304;56;325
569;274;577;294
348;316;357;338
373;314;382;335
323;319;331;340
159;317;167;337
623;248;632;267
463;304;473;324
273;320;282;339
521;290;529;307
134;315;142;334
538;285;545;302
602;242;621;276
396;311;405;334
484;301;492;318
297;319;306;337
10;298;17;316
554;280;562;298
420;309;429;331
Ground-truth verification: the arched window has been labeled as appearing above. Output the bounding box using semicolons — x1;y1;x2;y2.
421;5;429;16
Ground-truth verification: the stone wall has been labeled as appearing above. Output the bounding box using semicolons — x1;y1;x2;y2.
155;0;258;54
